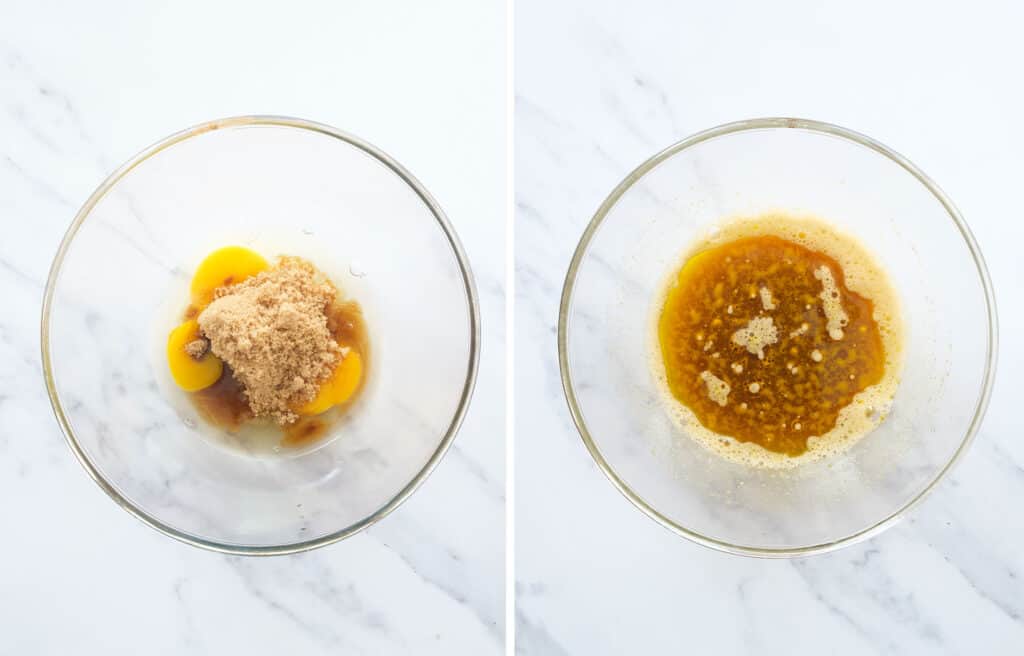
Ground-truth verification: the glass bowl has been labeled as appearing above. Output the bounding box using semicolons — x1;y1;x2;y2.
43;116;479;554
559;118;997;557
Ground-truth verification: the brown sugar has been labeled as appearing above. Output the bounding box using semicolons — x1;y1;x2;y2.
197;256;341;424
184;338;210;361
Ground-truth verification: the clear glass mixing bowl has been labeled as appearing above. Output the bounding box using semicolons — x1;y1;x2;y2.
43;116;479;554
559;118;997;556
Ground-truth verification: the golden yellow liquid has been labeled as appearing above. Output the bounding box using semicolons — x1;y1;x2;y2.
170;246;371;450
657;235;886;456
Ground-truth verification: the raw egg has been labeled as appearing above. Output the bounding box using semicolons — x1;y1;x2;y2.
167;319;222;391
189;246;268;308
297;350;363;416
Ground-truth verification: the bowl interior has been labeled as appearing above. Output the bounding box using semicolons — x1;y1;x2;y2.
563;121;994;553
45;119;476;551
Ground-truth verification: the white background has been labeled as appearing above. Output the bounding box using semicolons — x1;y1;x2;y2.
516;0;1023;654
5;0;1024;654
0;1;505;654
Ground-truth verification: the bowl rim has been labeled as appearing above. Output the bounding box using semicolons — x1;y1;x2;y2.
41;115;481;556
558;117;999;558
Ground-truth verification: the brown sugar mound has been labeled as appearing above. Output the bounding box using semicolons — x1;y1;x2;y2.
197;256;341;424
184;338;209;360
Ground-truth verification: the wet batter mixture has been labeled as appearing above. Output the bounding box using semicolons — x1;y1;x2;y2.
653;215;903;467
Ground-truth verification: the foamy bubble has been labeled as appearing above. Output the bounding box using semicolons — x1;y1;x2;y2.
699;371;731;406
814;265;849;340
731;316;779;360
648;212;905;469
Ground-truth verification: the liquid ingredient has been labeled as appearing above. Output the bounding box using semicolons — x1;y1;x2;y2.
191;298;369;442
296;350;364;415
166;319;223;391
189;246;269;308
657;234;887;456
166;246;370;451
191;363;250;430
198;256;341;424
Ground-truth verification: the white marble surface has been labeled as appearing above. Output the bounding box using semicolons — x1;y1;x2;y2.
0;1;504;653
516;1;1022;654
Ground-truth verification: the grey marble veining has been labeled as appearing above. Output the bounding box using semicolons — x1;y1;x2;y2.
515;0;1023;654
0;2;505;653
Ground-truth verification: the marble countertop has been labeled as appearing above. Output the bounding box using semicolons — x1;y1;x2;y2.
515;1;1023;654
0;1;504;654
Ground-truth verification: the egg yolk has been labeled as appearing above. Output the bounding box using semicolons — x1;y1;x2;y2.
296;350;364;416
167;319;223;392
169;246;268;392
189;246;268;308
